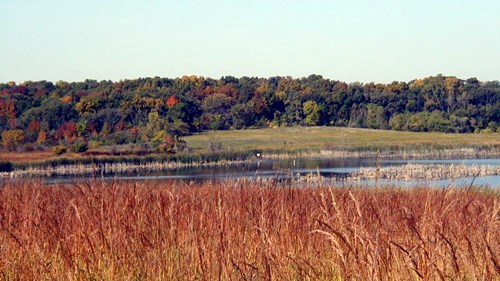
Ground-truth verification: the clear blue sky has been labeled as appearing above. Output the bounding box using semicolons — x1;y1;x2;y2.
1;0;499;83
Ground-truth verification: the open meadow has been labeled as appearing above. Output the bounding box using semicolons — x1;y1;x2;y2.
0;179;499;280
184;127;500;153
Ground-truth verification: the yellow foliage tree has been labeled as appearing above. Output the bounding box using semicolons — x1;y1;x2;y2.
1;129;25;151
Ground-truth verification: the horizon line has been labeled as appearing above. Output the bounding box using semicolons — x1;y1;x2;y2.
2;73;498;86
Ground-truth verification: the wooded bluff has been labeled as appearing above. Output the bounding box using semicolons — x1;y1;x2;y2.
0;74;498;152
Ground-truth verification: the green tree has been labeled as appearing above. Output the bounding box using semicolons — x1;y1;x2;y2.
77;120;87;137
366;104;387;129
143;111;167;141
303;101;320;126
389;113;409;131
425;111;451;132
101;122;111;137
487;121;497;132
230;103;256;129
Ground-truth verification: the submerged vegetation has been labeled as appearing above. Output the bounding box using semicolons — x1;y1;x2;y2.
0;180;498;280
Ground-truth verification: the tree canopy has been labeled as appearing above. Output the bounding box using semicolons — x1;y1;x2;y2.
0;74;498;151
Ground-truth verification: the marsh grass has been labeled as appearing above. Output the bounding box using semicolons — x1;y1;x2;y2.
0;180;499;280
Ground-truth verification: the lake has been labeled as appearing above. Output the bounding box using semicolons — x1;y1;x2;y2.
38;158;500;187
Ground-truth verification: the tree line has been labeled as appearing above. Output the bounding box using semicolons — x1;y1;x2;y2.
0;74;498;152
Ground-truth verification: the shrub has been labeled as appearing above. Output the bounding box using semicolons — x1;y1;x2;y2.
53;145;67;155
487;121;497;132
73;141;88;153
88;140;103;149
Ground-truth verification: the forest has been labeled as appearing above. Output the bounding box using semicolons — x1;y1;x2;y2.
0;74;498;153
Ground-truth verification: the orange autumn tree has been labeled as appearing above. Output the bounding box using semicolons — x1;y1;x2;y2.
36;131;47;145
0;99;16;130
166;96;179;108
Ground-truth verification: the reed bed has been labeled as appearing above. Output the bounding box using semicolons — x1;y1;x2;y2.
0;180;499;280
354;164;500;181
0;159;250;179
265;146;500;160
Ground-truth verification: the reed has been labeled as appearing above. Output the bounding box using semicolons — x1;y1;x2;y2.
1;159;250;179
353;164;500;181
0;180;498;280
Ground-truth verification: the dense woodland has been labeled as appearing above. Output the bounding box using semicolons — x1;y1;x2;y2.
0;74;498;152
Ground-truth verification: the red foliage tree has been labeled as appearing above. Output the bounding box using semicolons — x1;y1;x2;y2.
0;100;15;119
115;120;126;131
26;120;42;142
12;85;27;94
27;120;41;134
128;127;139;135
166;96;179;108
56;122;78;142
0;89;10;96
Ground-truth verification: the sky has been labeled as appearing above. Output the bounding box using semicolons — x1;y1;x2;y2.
1;0;499;84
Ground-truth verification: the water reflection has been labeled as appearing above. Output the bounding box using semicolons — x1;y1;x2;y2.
40;158;500;187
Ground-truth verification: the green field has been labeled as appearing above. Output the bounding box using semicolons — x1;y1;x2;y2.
184;126;500;153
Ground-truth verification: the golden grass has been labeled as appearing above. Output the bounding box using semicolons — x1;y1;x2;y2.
0;180;499;280
184;126;500;152
0;151;84;164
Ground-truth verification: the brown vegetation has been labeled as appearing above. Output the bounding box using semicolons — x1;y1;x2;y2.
0;151;84;163
0;180;499;280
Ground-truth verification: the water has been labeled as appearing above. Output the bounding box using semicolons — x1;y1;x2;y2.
38;158;500;187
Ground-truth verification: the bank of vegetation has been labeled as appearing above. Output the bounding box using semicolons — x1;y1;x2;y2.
0;180;498;280
0;74;498;155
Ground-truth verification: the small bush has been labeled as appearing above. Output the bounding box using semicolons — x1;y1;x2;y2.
73;142;88;153
53;145;67;155
88;140;103;149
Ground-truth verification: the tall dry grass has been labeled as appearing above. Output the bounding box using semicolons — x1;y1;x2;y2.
0;180;498;280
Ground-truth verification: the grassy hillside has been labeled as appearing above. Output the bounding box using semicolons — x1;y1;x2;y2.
184;126;500;152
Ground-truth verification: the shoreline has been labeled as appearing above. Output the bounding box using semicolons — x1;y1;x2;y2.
1;147;499;179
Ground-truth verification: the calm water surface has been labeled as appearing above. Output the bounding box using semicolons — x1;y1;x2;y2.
42;158;500;187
